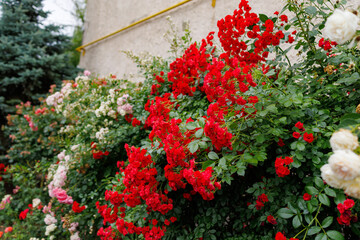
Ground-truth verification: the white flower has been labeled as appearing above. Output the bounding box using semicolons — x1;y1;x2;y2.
45;224;57;236
71;144;80;152
57;151;66;161
321;163;350;188
118;108;126;116
44;214;57;225
323;9;359;44
330;128;359;151
328;150;360;180
32;198;41;208
344;177;360;199
70;231;81;240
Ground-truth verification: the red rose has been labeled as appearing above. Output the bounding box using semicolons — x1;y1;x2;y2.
295;121;303;129
72;201;86;213
293;132;301;139
343;199;355;210
275;232;287;240
277;138;285;147
19;209;29;220
303;132;314;143
303;193;312;201
267;215;277;225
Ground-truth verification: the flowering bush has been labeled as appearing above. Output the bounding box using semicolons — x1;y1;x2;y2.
2;0;360;239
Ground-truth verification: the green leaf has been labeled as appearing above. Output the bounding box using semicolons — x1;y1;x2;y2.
308;226;321;235
321;216;333;228
307;202;316;213
186;121;197;130
319;193;330;206
297;142;306;151
208;151;219;160
279;117;287;124
219;158;226;168
292;215;302;228
315;233;327;240
337;72;360;85
305;6;317;15
335;192;346;205
314;177;324;188
188;142;199;153
202;160;215;170
195;128;204;138
324;187;336;197
266;104;278;113
259;13;268;23
277;208;294;219
327;230;344;240
305;186;319;195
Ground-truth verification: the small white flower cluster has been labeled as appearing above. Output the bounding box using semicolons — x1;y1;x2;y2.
95;100;114;118
321;129;360;198
75;75;90;86
69;222;80;240
44;214;57;225
59;125;75;134
46;92;64;107
95;127;109;141
32;198;41;208
117;94;133;116
323;9;359;45
0;194;12;210
45;223;57;236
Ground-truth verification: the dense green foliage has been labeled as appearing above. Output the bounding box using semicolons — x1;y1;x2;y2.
0;0;78;154
1;0;360;240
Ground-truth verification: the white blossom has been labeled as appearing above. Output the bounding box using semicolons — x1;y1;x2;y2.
330;128;359;151
328;150;360;180
323;9;359;44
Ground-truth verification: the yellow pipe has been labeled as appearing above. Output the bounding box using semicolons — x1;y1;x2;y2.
76;0;194;55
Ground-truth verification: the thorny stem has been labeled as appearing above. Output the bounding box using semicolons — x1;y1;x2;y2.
288;0;325;69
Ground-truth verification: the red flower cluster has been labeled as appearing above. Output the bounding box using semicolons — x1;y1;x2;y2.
19;208;29;220
23;114;38;131
167;33;213;99
275;156;293;177
267;215;277;225
131;118;141;127
319;38;337;51
275;232;298;240
293;122;314;143
337;199;357;225
97;145;176;240
217;0;285;63
91;142;109;160
0;163;6;181
35;107;48;115
255;193;269;210
204;118;233;151
72;201;86;213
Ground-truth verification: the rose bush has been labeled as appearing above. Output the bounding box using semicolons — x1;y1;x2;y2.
1;0;360;239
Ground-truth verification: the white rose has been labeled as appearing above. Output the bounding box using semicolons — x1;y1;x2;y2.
45;224;57;236
330;128;359;151
321;163;350;188
323;9;359;44
328;150;360;180
344;177;360;199
70;232;81;240
32;198;41;208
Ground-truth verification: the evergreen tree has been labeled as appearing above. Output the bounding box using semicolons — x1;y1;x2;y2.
0;0;78;153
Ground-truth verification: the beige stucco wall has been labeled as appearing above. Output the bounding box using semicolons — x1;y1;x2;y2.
79;0;359;79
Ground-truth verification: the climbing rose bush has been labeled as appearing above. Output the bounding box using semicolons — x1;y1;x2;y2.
2;0;360;239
